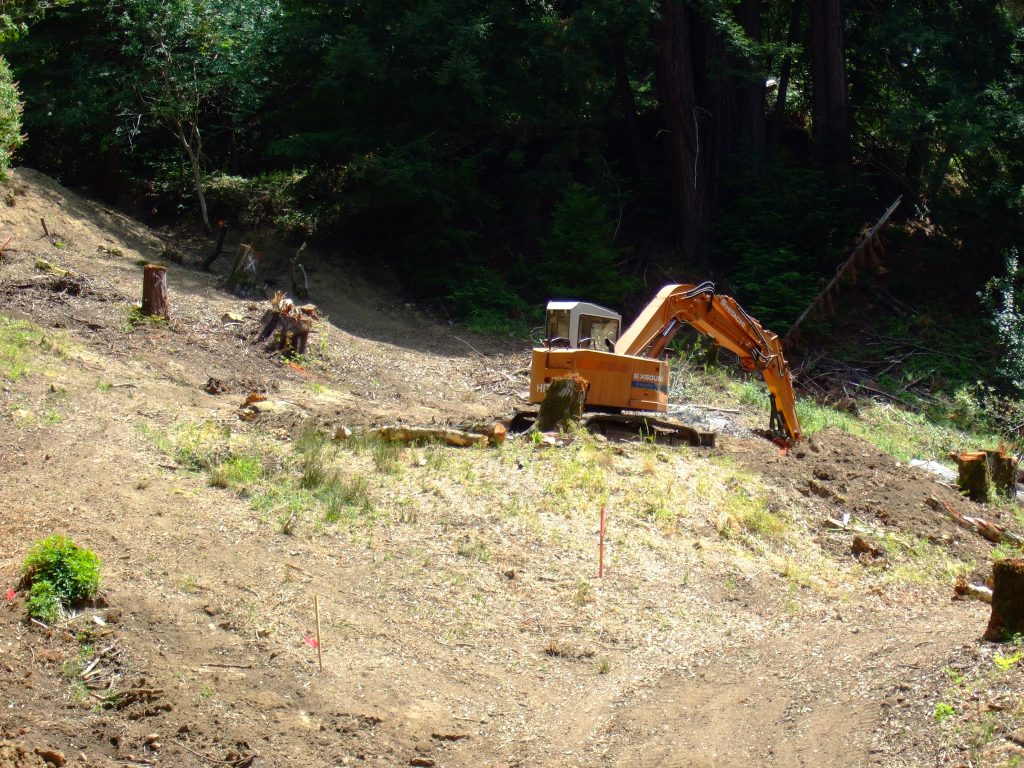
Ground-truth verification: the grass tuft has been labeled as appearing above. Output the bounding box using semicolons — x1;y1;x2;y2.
210;453;264;491
321;473;374;524
0;315;68;381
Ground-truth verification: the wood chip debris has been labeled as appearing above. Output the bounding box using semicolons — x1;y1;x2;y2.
953;575;993;604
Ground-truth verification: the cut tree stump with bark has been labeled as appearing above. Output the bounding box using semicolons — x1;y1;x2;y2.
141;264;169;319
257;293;319;354
952;449;1019;502
984;558;1024;641
534;374;589;432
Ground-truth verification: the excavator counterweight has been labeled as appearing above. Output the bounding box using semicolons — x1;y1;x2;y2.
529;283;802;442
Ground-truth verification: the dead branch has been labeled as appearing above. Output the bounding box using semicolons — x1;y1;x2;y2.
786;197;902;346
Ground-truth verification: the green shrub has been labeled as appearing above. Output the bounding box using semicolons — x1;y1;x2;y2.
21;536;102;621
204;172;317;236
538;183;636;307
26;581;60;623
0;56;22;177
446;270;533;336
980;247;1024;395
934;701;956;723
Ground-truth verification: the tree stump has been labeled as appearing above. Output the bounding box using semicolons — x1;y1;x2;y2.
953;450;1019;502
226;243;259;295
984;558;1024;641
141;263;169;319
988;450;1019;497
534;374;589;432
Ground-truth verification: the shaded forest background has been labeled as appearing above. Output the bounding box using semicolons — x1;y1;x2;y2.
3;0;1024;406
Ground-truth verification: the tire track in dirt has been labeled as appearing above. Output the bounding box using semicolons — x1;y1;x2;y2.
601;599;989;767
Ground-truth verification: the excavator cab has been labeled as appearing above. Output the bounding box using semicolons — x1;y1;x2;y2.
544;301;621;351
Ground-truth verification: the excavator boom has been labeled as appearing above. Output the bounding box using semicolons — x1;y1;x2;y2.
529;282;802;442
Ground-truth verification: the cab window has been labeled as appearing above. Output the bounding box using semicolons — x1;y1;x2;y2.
578;315;619;350
546;309;570;343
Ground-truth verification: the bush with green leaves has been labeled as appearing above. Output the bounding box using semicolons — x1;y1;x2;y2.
980;247;1024;396
0;55;22;177
446;270;534;336
538;184;636;307
21;536;102;622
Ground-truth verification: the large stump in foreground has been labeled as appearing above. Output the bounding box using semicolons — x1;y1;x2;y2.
984;558;1024;641
535;373;589;432
953;450;1019;502
141;263;169;319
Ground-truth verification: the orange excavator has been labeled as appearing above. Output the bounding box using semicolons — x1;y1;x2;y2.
529;282;802;442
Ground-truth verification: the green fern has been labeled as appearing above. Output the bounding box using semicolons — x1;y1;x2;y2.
21;536;102;621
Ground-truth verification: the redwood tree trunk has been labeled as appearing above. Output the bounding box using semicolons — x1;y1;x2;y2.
658;0;710;267
770;0;804;147
612;41;646;169
809;0;850;179
734;0;765;156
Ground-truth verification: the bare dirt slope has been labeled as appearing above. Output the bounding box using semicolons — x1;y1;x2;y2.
0;168;1021;768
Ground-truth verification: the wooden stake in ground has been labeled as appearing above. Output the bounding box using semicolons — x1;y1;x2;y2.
314;595;323;673
598;506;606;579
141;263;169;319
535;373;589;432
984;558;1024;641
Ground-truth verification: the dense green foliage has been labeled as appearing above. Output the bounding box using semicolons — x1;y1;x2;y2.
981;248;1024;396
0;55;22;176
5;0;1024;388
22;535;102;621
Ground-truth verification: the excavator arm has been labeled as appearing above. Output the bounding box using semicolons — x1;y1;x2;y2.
614;282;802;442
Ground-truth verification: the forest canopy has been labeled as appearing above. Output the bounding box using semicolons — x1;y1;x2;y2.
3;0;1024;339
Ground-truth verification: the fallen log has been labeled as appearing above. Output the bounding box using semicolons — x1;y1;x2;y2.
369;426;488;448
